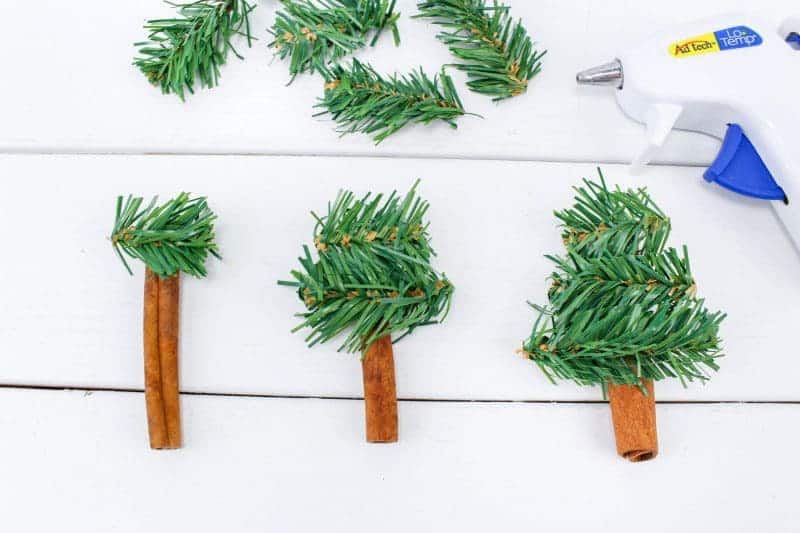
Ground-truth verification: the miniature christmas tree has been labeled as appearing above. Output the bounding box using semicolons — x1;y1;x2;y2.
111;193;220;449
520;172;725;462
134;0;255;100
415;0;546;101
280;181;454;442
316;59;468;143
270;0;400;80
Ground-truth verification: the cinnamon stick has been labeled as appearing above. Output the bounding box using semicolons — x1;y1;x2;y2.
158;273;181;448
143;268;182;450
361;335;398;443
608;379;658;462
143;268;168;448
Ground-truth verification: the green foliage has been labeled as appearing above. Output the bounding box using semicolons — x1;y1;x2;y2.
134;0;255;100
280;181;454;354
554;175;670;259
316;59;468;143
111;193;221;279
415;0;546;100
521;171;725;390
270;0;400;79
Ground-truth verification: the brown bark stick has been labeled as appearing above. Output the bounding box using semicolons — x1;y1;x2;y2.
143;268;182;450
608;379;658;462
143;268;168;449
362;335;398;443
158;273;181;449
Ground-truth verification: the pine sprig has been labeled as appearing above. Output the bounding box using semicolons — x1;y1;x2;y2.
555;176;671;259
280;181;454;354
111;193;221;279
521;171;725;389
416;0;546;100
316;59;468;143
270;0;400;79
134;0;255;100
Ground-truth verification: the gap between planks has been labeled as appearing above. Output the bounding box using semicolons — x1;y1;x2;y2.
0;148;709;169
0;384;797;405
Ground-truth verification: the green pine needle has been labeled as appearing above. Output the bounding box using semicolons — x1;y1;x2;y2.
134;0;255;100
280;181;454;354
111;193;221;279
415;0;546;101
316;59;469;143
521;170;726;390
270;0;401;80
555;174;671;259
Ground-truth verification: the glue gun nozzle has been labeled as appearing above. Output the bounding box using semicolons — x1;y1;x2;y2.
576;59;624;88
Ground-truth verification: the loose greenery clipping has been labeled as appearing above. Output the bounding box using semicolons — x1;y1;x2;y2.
270;0;400;80
134;0;255;100
280;181;454;354
416;0;545;100
111;193;221;279
521;172;725;390
317;59;467;143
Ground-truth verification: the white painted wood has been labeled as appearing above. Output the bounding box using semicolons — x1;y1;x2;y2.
2;1;794;523
0;0;795;163
0;154;797;400
0;388;797;532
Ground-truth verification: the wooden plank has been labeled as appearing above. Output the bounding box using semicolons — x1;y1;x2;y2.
0;154;796;400
0;388;798;532
0;0;794;162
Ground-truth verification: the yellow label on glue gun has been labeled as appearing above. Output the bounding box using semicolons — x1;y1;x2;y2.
669;26;763;58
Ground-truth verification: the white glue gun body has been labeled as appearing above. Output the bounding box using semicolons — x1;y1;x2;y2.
578;14;800;249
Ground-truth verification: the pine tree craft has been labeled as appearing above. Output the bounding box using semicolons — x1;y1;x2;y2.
134;0;255;100
317;59;468;143
111;193;220;449
520;173;725;462
280;181;454;442
270;0;401;80
415;0;546;101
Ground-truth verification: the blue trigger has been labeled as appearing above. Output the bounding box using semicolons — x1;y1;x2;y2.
703;124;786;201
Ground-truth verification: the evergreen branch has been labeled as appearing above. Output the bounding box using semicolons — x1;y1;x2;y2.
521;171;725;389
546;248;698;323
415;0;546;100
316;59;468;143
111;193;221;279
270;0;400;79
134;0;255;100
555;172;670;258
280;181;454;354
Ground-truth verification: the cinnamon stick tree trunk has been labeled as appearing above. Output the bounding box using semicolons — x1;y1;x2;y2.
143;268;182;450
608;379;658;462
361;335;398;443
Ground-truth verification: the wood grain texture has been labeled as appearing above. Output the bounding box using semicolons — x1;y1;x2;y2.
609;380;658;463
1;388;798;533
362;336;398;443
0;154;798;401
0;0;794;163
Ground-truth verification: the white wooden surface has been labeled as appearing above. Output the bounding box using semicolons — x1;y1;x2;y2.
1;155;798;401
2;0;800;531
1;388;798;533
0;0;793;163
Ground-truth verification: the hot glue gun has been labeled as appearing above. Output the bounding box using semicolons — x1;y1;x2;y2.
577;14;800;249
